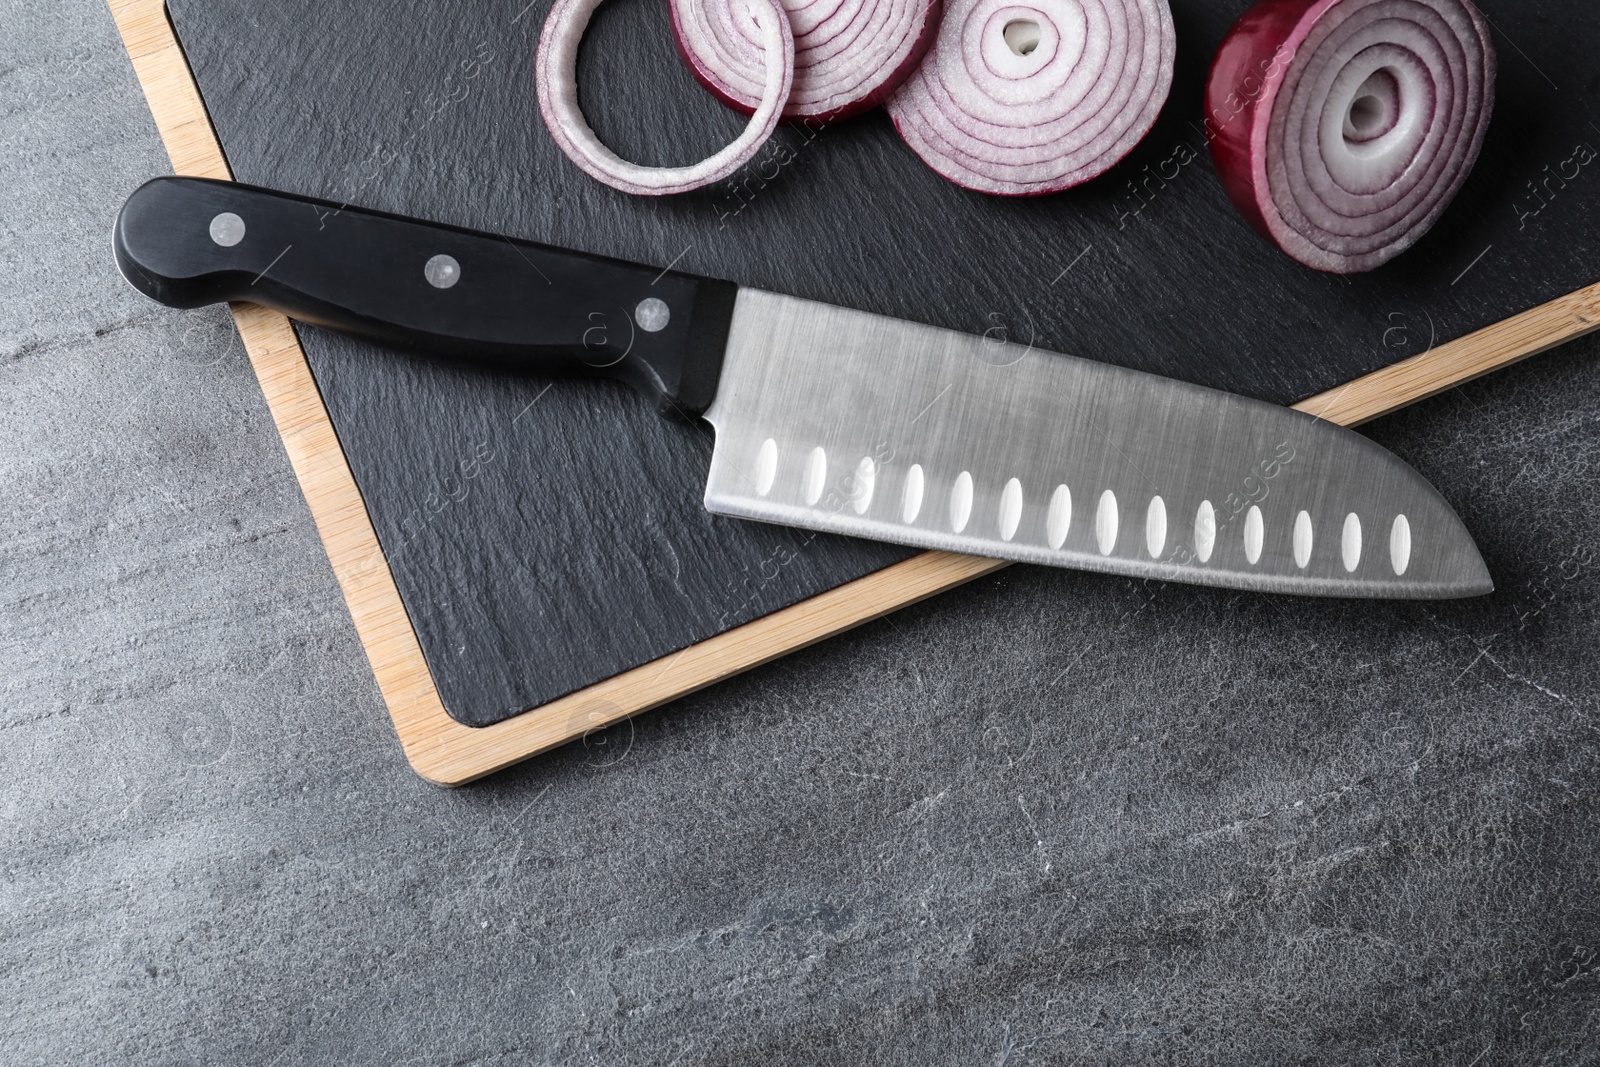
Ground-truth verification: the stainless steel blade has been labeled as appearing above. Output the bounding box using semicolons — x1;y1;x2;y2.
701;290;1492;599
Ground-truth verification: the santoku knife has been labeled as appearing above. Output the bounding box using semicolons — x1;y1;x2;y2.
113;176;1492;600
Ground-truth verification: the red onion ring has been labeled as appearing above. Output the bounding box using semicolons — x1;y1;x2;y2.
885;0;1176;196
537;0;795;195
669;0;942;123
1205;0;1496;273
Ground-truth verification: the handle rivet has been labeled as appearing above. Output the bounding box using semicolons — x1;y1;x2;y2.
208;212;245;247
634;297;670;333
424;254;461;289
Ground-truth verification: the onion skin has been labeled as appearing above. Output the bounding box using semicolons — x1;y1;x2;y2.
1205;0;1497;273
669;0;943;124
1204;0;1308;243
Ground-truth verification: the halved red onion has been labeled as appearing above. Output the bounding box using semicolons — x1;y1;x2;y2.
537;0;795;195
1206;0;1496;273
669;0;942;123
885;0;1176;196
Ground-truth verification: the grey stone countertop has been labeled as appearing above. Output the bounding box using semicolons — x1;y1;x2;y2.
2;2;1596;1063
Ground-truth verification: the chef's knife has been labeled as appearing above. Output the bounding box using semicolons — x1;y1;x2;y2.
113;176;1492;600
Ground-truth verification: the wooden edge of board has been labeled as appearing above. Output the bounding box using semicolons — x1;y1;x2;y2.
1290;286;1600;426
110;0;1600;785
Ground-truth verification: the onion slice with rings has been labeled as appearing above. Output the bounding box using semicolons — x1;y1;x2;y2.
886;0;1177;196
537;0;795;195
669;0;943;123
1205;0;1496;273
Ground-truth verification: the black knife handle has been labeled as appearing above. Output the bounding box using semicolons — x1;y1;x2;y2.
113;176;738;415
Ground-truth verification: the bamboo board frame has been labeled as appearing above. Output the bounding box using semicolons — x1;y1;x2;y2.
110;0;1600;784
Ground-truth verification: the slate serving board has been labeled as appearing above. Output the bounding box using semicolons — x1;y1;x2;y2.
165;0;1599;727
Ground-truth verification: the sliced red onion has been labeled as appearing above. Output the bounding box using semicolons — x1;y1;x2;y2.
1205;0;1496;273
885;0;1176;196
537;0;795;195
669;0;942;123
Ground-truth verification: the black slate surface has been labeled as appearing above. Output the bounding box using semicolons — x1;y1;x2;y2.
166;0;1600;726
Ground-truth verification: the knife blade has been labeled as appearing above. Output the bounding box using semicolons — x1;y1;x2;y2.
113;176;1493;600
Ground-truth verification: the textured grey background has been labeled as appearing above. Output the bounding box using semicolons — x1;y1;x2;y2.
3;1;1599;1064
